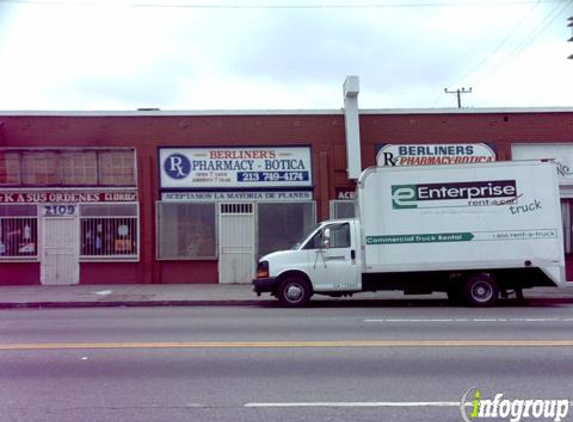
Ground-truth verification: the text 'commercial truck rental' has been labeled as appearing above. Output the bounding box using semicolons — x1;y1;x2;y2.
253;161;565;306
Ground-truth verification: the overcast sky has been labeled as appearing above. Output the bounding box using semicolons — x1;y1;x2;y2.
0;0;572;111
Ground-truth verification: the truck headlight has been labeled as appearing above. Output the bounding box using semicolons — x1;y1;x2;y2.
257;261;269;278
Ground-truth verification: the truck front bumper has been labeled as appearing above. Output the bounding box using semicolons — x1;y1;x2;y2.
252;277;279;295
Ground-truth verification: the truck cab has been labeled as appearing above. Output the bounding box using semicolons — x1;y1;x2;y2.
253;219;361;306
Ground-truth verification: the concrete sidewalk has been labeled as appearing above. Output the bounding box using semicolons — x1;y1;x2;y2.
1;284;573;309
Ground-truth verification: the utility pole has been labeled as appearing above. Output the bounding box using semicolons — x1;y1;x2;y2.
444;87;472;108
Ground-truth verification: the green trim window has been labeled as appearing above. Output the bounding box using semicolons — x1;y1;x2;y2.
0;148;136;187
0;151;21;185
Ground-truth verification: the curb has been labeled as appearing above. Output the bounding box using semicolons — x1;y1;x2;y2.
1;295;572;309
0;300;266;309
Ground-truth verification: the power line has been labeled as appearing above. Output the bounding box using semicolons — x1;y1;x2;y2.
433;0;571;108
0;0;566;9
508;0;573;56
433;2;538;107
469;0;573;88
450;0;542;88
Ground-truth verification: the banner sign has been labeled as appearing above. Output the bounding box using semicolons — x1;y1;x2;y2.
159;146;313;189
376;144;496;167
161;191;313;202
0;191;138;204
511;144;573;184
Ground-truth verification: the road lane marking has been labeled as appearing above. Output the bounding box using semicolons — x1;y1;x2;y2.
245;401;464;408
1;340;573;351
364;317;566;323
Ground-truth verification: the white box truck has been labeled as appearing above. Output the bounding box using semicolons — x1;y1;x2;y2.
252;161;565;306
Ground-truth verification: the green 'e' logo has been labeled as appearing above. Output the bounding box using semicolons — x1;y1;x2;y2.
392;185;417;209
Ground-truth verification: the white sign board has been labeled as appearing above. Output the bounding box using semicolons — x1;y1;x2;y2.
161;191;313;202
512;144;573;184
376;144;496;167
159;147;312;189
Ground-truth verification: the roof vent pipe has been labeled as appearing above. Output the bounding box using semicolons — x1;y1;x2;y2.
343;76;362;180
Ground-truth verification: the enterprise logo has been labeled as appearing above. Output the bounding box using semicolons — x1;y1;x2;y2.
392;180;518;209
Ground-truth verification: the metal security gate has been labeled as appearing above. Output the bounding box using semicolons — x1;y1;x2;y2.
41;217;80;285
218;203;255;284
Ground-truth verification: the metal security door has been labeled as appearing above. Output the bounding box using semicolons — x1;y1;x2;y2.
41;217;80;285
218;203;255;284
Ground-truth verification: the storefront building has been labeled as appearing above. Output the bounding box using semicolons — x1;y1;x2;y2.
1;108;573;284
157;146;316;284
0;147;140;285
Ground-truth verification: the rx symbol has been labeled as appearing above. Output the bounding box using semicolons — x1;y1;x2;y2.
164;154;191;179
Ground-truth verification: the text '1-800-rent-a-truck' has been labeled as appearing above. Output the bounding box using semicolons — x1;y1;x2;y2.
253;161;566;307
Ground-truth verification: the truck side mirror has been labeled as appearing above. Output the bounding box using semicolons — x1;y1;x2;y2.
321;228;331;249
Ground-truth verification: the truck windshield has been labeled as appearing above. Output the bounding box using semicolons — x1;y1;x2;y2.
290;224;321;250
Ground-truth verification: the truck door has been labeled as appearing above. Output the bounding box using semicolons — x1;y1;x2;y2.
306;221;360;291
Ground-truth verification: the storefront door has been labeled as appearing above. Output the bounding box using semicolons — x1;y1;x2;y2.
41;217;80;285
218;203;255;284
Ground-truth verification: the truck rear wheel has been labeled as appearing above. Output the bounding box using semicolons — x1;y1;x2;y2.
277;276;312;307
464;273;499;307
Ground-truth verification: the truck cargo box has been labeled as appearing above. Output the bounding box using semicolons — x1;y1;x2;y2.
357;161;565;286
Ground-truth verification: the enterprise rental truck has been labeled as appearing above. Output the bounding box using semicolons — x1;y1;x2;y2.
253;161;565;307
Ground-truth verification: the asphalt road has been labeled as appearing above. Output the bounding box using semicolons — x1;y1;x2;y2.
1;302;573;422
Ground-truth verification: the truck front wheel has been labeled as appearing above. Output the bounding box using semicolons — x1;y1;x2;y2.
464;273;499;307
277;276;312;307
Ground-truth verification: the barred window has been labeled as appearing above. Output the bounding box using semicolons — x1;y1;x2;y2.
0;205;38;260
80;204;139;260
99;150;136;186
0;151;21;185
157;202;216;260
